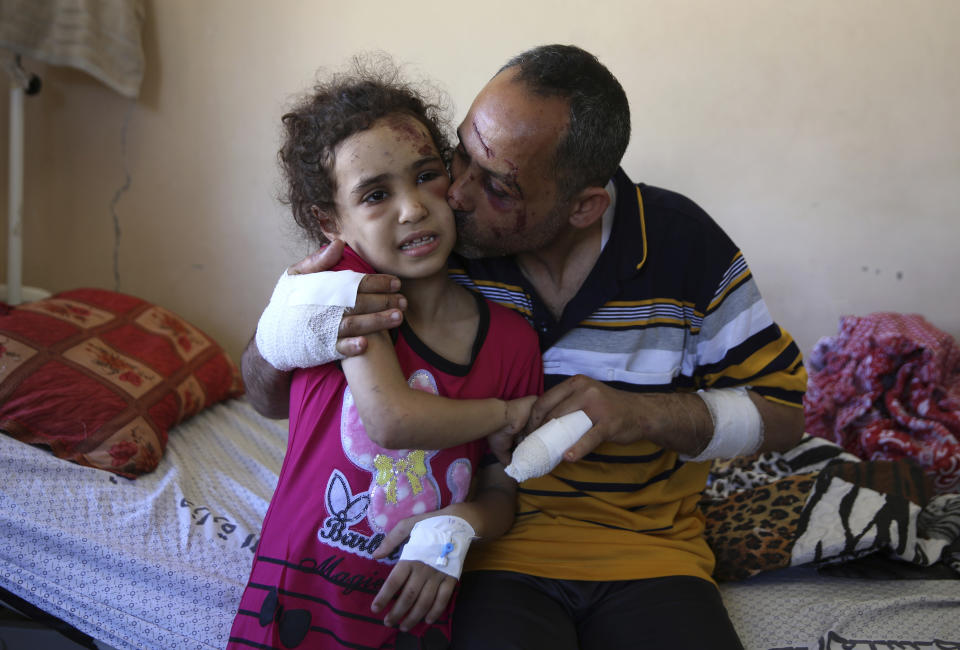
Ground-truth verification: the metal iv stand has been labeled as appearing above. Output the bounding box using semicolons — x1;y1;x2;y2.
2;54;49;305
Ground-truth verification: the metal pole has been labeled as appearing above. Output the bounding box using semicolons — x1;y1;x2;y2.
6;79;24;305
3;55;44;305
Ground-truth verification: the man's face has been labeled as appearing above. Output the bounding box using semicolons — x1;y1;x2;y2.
448;71;571;258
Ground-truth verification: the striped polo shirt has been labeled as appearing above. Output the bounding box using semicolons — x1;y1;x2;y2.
450;168;807;583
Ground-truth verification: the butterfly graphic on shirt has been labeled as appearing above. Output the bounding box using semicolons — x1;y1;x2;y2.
317;469;387;559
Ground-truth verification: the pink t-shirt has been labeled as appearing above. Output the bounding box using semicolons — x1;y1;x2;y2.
229;248;542;649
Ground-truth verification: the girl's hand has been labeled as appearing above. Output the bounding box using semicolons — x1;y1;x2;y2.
370;560;457;631
487;395;537;465
371;514;457;630
372;511;427;561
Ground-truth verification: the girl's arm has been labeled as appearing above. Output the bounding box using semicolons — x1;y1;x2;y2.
369;463;516;629
341;329;534;449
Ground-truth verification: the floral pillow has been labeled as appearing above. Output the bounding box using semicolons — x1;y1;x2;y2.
0;288;244;476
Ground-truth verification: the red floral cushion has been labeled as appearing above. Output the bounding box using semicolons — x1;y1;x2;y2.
0;288;244;476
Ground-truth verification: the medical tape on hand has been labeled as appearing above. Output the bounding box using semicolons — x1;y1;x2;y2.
680;387;764;462
255;268;365;371
398;515;477;580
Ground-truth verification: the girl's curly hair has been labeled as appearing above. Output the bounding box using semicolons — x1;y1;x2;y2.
279;55;452;247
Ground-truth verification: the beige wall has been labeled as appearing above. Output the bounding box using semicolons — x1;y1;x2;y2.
1;0;958;362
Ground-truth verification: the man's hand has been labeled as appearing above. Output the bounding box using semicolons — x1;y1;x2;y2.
371;514;457;631
288;240;407;358
527;375;711;462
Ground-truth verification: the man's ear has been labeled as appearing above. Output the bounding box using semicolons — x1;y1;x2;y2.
567;186;611;230
311;205;340;240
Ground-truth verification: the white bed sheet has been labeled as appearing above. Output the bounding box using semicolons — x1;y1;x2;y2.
0;398;287;650
720;566;960;649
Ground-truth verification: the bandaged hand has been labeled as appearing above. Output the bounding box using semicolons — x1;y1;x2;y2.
397;515;476;579
255;267;365;371
504;410;593;482
487;396;538;465
371;515;475;630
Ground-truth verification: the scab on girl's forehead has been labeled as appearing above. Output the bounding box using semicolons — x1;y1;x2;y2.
379;113;441;159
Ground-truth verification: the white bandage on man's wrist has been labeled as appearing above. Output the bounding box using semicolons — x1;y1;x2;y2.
398;515;477;580
255;268;365;371
680;387;764;462
504;410;593;482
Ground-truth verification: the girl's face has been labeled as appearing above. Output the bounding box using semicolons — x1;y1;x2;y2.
322;114;455;279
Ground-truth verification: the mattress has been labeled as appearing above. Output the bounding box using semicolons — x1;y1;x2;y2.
720;565;960;649
0;399;287;649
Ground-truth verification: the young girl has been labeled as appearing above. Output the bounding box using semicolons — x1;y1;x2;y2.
228;62;543;649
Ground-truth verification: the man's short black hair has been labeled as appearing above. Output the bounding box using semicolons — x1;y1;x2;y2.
500;44;630;200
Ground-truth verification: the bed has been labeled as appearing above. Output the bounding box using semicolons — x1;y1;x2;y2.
0;399;285;649
1;291;959;650
2;399;958;650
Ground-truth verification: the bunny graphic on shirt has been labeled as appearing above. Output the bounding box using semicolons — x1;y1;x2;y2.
340;369;472;534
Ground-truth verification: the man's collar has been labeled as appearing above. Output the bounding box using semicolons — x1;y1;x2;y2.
608;168;648;275
600;179;617;252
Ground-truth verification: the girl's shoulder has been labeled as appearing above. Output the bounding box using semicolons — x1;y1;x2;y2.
335;245;377;273
483;297;540;352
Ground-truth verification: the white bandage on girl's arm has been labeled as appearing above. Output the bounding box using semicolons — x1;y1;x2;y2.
255;269;366;371
398;515;477;580
680;387;764;462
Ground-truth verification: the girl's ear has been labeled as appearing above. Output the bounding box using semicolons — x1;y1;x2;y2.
311;205;340;240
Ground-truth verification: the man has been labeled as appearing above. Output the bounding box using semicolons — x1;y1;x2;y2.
245;45;807;649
